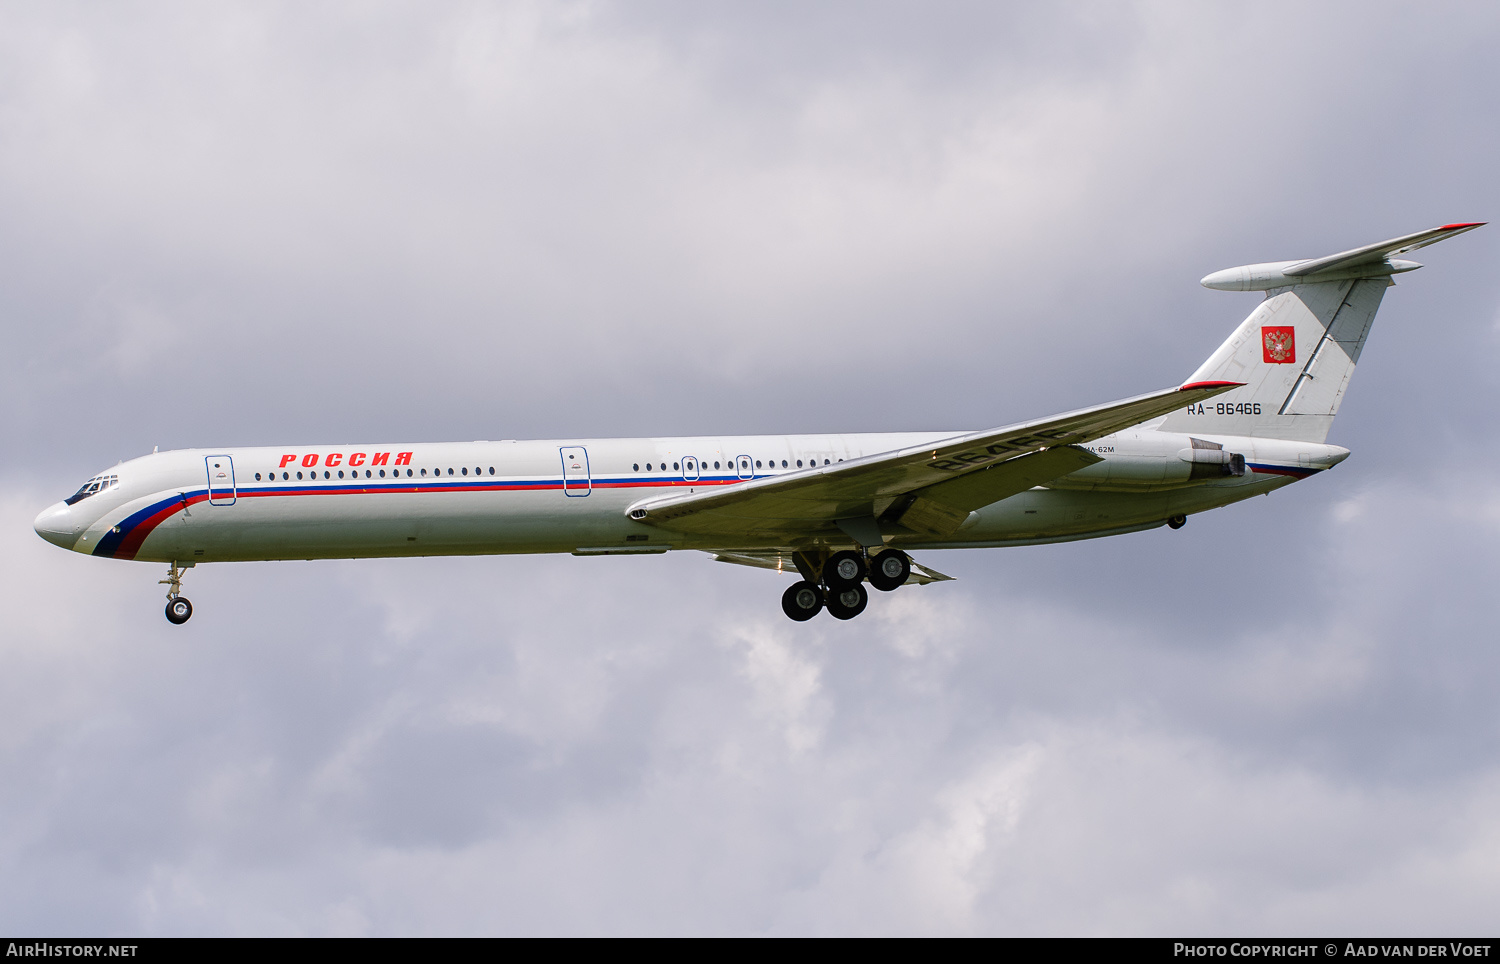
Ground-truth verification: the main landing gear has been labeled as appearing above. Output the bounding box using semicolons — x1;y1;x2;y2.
161;562;193;624
780;547;910;621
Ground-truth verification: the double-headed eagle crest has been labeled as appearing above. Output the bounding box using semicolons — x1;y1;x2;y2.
1262;326;1295;364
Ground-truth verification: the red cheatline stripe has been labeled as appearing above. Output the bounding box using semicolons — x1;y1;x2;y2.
1179;381;1245;391
115;493;210;559
233;478;742;499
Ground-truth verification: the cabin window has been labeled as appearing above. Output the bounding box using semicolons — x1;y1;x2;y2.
296;472;303;480
633;464;639;471
796;460;802;467
447;468;454;476
674;462;680;470
714;461;720;469
755;460;761;468
378;469;385;478
254;473;261;481
488;467;495;475
421;468;427;477
781;460;787;468
461;467;468;476
337;471;344;479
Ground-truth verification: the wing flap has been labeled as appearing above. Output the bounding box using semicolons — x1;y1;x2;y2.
887;445;1102;535
908;445;1101;513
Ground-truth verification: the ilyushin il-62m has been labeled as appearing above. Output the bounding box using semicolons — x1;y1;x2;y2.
34;224;1481;624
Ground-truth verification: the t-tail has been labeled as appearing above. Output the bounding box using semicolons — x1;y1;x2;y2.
1157;223;1483;443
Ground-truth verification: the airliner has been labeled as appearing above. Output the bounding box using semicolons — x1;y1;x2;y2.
33;224;1481;624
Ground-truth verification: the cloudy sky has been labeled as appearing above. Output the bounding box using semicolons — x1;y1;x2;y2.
3;0;1499;936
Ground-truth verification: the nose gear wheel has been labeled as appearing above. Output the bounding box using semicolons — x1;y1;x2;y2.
159;562;194;624
165;597;193;624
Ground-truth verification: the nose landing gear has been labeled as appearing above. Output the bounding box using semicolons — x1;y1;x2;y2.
160;562;194;624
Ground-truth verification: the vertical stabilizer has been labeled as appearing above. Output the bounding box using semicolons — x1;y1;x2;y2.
1158;279;1385;442
1157;223;1482;443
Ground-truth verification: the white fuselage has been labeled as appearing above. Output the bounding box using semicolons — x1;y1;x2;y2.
33;427;1347;565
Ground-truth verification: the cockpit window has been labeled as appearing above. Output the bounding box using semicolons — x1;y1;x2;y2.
65;474;118;505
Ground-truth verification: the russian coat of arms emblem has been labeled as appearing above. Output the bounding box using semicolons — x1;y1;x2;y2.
1261;326;1295;364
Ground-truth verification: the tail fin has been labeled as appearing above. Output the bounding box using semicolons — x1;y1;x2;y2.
1158;223;1483;442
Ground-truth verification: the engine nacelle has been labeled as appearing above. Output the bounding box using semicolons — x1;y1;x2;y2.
1177;444;1246;479
1048;435;1245;490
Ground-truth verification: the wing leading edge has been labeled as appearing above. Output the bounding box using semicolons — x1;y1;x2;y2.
625;381;1241;540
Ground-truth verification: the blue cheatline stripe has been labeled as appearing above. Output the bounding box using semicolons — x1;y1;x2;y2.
93;474;771;559
93;490;207;558
236;473;762;496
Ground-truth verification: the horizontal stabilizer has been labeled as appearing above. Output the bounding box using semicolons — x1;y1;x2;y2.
1201;223;1484;291
1283;222;1484;276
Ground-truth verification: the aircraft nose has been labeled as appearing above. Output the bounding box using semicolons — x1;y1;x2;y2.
33;502;78;549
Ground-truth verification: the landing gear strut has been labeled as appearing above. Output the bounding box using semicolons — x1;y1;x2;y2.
161;562;194;624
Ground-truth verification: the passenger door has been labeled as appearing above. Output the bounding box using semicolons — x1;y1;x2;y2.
206;456;236;506
560;447;591;497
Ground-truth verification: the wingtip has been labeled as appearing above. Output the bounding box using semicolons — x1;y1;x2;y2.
1439;222;1486;231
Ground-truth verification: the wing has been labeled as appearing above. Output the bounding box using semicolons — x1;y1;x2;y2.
626;381;1240;540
